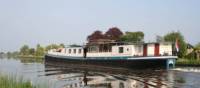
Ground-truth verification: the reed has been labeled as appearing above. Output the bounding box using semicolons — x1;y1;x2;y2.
176;58;200;66
0;74;48;88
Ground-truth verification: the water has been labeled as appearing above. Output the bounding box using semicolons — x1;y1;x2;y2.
0;58;200;88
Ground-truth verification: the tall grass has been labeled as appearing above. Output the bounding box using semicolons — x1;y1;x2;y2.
0;74;48;88
176;58;200;66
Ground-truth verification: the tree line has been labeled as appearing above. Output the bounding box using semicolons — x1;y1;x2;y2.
18;44;65;57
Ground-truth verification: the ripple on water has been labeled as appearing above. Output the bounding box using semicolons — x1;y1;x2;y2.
1;58;200;88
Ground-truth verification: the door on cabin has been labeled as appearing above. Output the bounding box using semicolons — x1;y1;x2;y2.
143;44;147;56
154;43;160;56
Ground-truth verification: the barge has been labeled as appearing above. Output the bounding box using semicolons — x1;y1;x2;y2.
45;41;177;69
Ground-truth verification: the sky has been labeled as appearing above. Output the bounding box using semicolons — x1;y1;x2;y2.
0;0;200;52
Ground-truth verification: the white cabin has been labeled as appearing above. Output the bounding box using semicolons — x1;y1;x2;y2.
48;42;173;58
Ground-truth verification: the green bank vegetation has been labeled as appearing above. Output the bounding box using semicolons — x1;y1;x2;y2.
120;31;144;43
158;31;200;65
176;59;200;66
0;74;48;88
176;42;200;66
19;44;65;58
6;44;65;59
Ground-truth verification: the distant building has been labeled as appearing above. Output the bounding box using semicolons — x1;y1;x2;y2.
195;50;200;60
186;43;194;55
185;43;200;60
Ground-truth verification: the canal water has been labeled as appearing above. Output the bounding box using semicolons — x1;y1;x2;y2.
0;58;200;88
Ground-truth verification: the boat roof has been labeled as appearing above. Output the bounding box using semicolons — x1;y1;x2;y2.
65;41;173;48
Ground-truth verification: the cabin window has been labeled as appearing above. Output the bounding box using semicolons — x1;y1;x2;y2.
69;49;71;54
73;49;76;54
87;45;100;53
78;49;82;54
119;47;124;53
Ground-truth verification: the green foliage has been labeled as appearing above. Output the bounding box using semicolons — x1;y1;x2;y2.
45;44;65;51
0;74;48;88
59;43;65;48
195;43;200;50
11;51;19;57
120;31;144;43
0;52;4;58
185;51;197;59
6;52;12;57
0;52;4;54
14;43;66;58
176;58;200;65
45;44;58;51
0;74;32;88
35;44;45;56
5;51;19;58
29;48;35;55
164;31;187;58
20;45;29;55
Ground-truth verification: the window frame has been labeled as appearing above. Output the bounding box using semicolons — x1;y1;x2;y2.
73;49;76;54
78;49;82;54
69;49;71;54
119;47;124;53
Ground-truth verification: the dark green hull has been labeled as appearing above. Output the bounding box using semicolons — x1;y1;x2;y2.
45;54;176;69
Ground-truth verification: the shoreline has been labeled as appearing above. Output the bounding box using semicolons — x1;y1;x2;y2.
176;64;200;67
16;55;44;59
176;59;200;67
6;55;200;67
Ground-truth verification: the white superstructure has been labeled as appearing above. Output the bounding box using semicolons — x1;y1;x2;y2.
48;42;173;58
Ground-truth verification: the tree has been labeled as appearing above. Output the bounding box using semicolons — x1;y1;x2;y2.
0;52;4;54
195;43;200;50
6;52;12;58
0;52;4;56
35;44;45;56
59;43;65;48
11;51;19;57
163;31;187;58
0;52;4;58
120;31;144;43
87;30;105;42
20;45;29;55
45;44;63;51
104;27;123;40
29;48;35;55
193;43;200;59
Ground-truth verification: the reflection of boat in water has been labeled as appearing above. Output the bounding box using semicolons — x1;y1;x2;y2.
45;42;177;69
44;62;171;88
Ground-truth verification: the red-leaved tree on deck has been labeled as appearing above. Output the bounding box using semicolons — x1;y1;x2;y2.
87;27;124;43
87;30;105;42
105;27;123;40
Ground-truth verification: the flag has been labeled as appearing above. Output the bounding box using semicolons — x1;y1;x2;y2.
175;38;179;52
